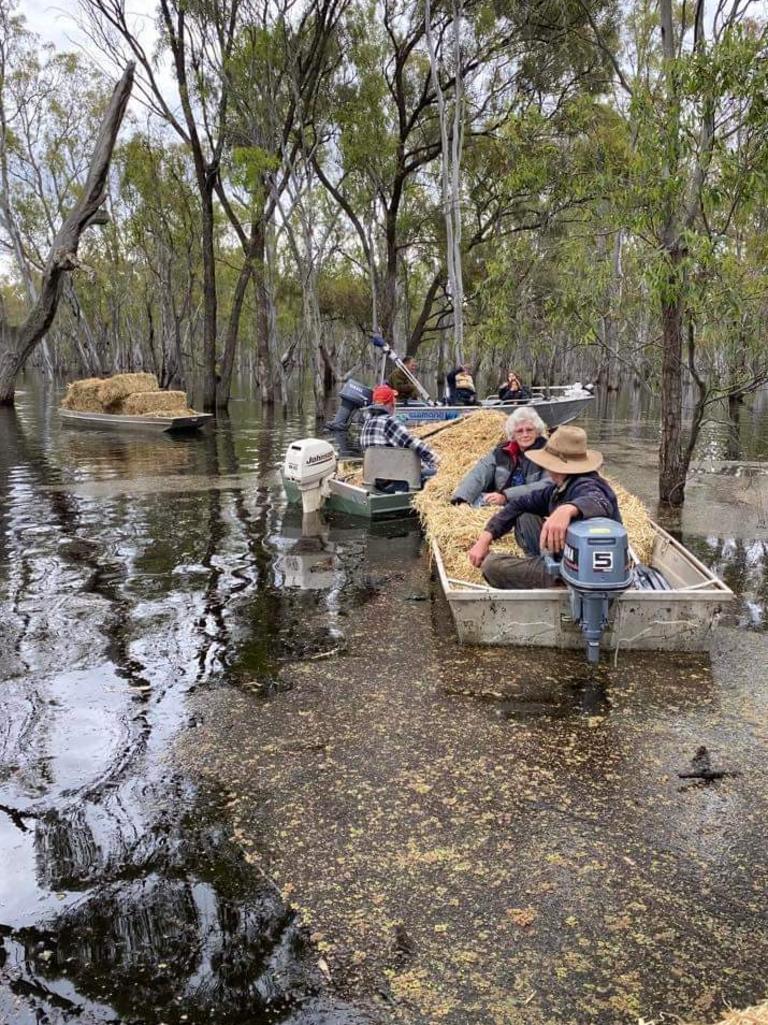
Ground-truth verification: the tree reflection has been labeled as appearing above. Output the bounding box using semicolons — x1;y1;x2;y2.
11;788;333;1024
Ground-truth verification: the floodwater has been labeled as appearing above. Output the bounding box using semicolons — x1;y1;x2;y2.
1;378;768;1024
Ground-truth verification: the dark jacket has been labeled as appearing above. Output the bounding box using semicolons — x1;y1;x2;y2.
388;365;419;401
451;437;548;504
447;367;477;406
498;383;532;402
485;471;621;541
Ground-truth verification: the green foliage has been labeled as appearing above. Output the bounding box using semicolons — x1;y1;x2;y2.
4;0;768;396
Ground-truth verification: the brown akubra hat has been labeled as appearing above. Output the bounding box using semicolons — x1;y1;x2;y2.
526;425;603;474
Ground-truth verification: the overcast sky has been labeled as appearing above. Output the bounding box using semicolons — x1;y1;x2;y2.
19;0;157;53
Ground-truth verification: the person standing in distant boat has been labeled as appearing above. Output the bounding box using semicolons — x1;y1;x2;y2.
498;372;531;403
388;356;420;402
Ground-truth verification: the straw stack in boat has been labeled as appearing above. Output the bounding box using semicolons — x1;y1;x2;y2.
61;373;197;418
60;377;112;413
96;373;160;408
696;1001;768;1025
122;391;191;415
411;411;656;585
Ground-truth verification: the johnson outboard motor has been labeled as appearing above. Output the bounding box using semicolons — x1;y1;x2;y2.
326;379;373;431
282;438;337;514
544;518;632;663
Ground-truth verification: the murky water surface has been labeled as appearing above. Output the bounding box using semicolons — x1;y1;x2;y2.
1;379;768;1023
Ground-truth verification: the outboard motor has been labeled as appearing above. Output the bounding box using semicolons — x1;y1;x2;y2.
544;518;632;663
283;438;337;514
326;379;373;431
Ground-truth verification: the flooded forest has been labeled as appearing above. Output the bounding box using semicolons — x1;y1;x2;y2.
2;0;768;1023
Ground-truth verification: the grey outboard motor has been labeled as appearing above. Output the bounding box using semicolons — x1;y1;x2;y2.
544;517;632;663
326;379;373;431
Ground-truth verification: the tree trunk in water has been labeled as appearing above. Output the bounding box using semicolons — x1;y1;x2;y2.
199;187;218;413
0;64;134;405
217;253;254;408
658;250;686;506
253;225;273;404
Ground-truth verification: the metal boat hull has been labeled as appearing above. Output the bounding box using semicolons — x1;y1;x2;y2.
433;522;732;653
283;475;414;519
397;394;593;428
60;409;213;433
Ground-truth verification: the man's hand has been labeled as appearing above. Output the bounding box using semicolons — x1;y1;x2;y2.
468;532;493;568
540;504;578;553
483;492;506;506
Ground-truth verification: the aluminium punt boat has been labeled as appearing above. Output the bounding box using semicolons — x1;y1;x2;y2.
282;461;415;519
433;521;732;654
60;409;213;434
396;388;594;429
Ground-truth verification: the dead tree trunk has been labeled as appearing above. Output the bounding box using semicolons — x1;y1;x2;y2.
0;64;134;406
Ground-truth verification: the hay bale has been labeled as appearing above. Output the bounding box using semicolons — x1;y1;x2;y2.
97;372;159;408
697;1002;768;1025
138;407;198;418
121;390;189;415
60;378;108;412
410;410;656;585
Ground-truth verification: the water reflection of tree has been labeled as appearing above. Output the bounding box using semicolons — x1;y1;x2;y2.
688;535;768;629
15;788;330;1024
1;399;371;1024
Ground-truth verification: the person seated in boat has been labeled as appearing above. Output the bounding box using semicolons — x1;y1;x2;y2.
498;372;531;403
387;356;420;402
450;407;549;508
447;365;477;406
361;384;438;488
467;425;621;589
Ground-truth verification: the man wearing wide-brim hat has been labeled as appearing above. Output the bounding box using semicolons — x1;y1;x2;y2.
468;425;622;589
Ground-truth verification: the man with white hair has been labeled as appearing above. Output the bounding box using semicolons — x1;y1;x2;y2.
450;407;549;507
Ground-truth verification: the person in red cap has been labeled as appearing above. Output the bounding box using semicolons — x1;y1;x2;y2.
360;384;438;484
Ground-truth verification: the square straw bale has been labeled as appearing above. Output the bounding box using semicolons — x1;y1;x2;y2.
138;407;198;418
60;378;108;412
121;390;189;414
97;373;159;408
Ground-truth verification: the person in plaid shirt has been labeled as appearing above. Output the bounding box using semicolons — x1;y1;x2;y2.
360;385;438;481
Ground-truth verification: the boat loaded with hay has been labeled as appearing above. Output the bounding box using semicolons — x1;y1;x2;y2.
413;412;732;656
326;335;594;433
60;374;212;433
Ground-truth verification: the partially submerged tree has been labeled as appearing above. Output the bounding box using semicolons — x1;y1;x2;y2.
81;0;243;412
584;0;768;504
0;62;134;405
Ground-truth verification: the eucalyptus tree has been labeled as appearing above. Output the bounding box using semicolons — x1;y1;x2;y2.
0;9;119;378
215;0;348;405
81;0;243;411
104;135;205;384
583;0;768;504
0;53;132;403
312;0;620;363
425;0;465;362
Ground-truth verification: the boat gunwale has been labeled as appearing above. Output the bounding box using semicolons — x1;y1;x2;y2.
432;521;733;602
398;394;594;420
282;472;417;518
60;408;213;430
